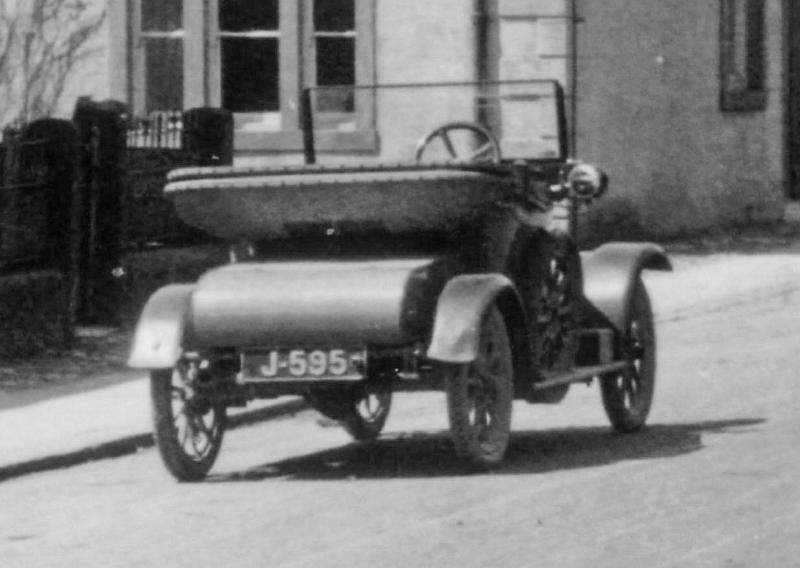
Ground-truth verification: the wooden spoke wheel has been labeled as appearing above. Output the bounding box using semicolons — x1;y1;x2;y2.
151;358;226;481
308;380;393;441
600;280;656;432
440;307;514;468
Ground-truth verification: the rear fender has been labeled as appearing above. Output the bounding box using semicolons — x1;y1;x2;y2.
426;274;527;365
127;284;195;369
580;242;671;332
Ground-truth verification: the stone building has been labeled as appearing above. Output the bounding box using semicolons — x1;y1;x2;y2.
78;0;795;234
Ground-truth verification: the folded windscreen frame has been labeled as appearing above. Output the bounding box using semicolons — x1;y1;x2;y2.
300;80;568;166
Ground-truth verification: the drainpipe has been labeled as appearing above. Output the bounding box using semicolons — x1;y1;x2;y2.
473;0;489;125
473;0;488;84
569;0;579;156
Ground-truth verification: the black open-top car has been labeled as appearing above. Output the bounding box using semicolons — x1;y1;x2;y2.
129;80;671;481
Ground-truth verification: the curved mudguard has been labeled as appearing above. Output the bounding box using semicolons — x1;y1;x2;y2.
580;242;671;331
128;284;195;369
426;274;521;364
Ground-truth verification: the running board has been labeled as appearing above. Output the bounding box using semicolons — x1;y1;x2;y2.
534;361;628;391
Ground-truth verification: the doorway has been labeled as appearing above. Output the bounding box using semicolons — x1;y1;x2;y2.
786;0;800;199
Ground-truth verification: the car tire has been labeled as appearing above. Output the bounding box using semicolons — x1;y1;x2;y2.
600;279;656;432
151;360;226;482
441;306;514;468
341;381;393;441
308;382;392;441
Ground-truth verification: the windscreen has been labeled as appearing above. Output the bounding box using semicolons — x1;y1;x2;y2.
302;80;567;165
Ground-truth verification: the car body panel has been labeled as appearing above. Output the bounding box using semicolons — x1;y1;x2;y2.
189;259;437;349
580;242;672;332
426;273;520;364
128;284;195;369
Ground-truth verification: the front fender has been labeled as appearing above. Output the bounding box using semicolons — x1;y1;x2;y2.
580;242;671;331
426;274;520;364
127;284;195;369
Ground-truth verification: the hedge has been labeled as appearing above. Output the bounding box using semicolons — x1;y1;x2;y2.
0;270;70;359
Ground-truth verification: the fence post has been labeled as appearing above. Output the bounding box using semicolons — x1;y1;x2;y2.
72;98;128;325
0;127;21;264
181;108;234;166
20;119;79;274
21;119;78;343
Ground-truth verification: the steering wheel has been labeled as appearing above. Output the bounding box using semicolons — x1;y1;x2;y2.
414;121;502;163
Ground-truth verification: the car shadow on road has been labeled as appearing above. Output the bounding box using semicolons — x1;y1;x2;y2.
208;417;764;482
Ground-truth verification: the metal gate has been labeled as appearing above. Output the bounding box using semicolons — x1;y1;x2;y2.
72;102;233;324
0;121;74;275
123;108;232;248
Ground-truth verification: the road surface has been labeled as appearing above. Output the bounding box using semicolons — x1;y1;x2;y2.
2;274;800;567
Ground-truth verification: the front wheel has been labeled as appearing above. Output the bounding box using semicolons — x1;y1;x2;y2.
441;307;514;468
600;280;656;432
151;358;227;481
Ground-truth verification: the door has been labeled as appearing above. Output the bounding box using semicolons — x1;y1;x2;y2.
786;0;800;199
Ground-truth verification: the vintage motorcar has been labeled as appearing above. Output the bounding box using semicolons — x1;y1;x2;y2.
128;80;671;481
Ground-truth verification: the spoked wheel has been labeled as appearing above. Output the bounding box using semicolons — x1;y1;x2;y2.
414;121;502;163
600;280;656;432
524;237;580;403
151;358;227;481
308;380;393;441
441;307;514;468
342;381;393;441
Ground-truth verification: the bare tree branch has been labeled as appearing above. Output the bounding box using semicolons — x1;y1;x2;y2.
0;0;106;125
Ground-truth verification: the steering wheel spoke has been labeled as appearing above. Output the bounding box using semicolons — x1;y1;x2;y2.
467;142;496;161
415;121;501;163
439;131;457;159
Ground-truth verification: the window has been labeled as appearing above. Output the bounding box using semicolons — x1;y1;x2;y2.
135;0;184;113
313;0;356;113
218;0;280;113
720;0;766;111
121;0;375;152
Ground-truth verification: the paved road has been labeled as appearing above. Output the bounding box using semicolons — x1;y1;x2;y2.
2;264;800;567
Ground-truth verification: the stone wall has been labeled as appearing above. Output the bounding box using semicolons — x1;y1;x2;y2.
574;0;786;235
496;0;571;87
98;0;788;236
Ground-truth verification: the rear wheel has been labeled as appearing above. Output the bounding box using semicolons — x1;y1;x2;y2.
308;380;392;441
342;381;393;441
600;280;656;432
442;307;514;468
151;358;226;481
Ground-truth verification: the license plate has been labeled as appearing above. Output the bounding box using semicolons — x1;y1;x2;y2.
242;349;366;381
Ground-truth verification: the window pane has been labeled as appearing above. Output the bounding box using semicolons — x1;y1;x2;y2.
222;39;279;111
142;0;182;32
219;0;279;31
314;0;354;32
145;38;183;112
729;2;748;89
745;0;765;90
720;0;766;111
317;37;355;86
316;37;354;111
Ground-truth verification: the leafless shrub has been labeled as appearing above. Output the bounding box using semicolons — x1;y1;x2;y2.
0;0;106;126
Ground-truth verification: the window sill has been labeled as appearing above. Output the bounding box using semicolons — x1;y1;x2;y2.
235;128;378;154
721;89;767;112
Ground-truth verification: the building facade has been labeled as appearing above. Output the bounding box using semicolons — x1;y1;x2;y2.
575;0;787;233
97;0;793;235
